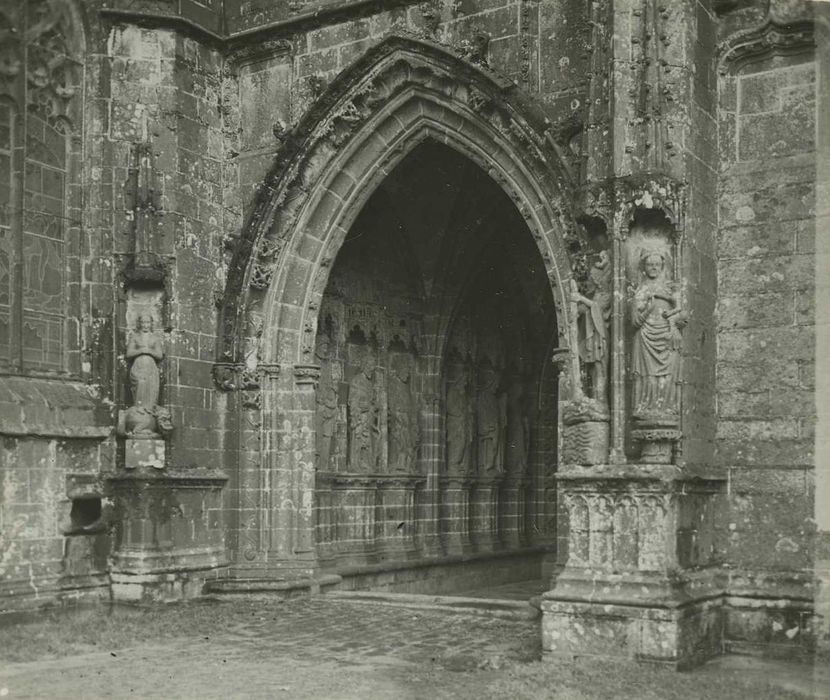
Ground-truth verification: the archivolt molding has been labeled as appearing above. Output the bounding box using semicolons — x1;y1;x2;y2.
216;34;583;385
718;18;814;74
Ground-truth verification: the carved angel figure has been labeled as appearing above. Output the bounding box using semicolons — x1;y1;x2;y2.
124;314;164;436
127;314;163;409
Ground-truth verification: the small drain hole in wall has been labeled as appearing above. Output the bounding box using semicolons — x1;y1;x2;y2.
67;497;103;535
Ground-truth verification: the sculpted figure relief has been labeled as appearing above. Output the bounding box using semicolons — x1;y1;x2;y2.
570;250;612;404
630;251;686;421
505;375;531;473
446;358;474;475
315;335;341;471
387;352;420;473
127;314;163;409
123;314;165;436
348;349;381;472
477;361;506;474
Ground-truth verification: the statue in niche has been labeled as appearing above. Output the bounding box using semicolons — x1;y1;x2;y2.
315;334;341;472
570;249;613;405
387;352;420;473
630;250;686;421
477;361;506;474
124;313;165;436
446;358;474;475
347;349;381;472
505;373;531;473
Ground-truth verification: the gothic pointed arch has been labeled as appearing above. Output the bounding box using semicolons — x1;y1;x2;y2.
216;34;583;386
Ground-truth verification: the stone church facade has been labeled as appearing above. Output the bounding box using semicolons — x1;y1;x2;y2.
0;0;827;668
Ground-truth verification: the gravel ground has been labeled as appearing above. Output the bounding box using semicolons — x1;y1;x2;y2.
0;596;825;700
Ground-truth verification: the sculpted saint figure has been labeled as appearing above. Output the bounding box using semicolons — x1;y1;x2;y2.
630;251;686;419
570;250;612;403
315;336;340;471
124;314;164;435
387;353;420;473
446;359;474;474
505;376;530;473
477;362;506;474
348;350;380;472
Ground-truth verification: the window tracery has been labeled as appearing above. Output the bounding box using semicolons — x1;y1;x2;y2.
0;0;82;373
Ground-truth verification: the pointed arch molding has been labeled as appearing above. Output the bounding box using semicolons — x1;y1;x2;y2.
216;34;582;381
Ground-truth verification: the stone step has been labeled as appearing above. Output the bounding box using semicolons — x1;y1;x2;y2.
204;574;343;599
323;589;541;620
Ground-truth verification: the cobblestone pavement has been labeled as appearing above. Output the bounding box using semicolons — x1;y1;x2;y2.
0;597;539;700
0;596;824;700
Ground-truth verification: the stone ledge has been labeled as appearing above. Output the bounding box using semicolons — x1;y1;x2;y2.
112;547;229;575
107;470;228;488
557;463;726;484
330;545;551;578
324;590;541;620
543;568;725;609
205;574;343;597
0;376;112;439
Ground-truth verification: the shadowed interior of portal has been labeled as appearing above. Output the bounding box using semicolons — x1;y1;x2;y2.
313;141;559;568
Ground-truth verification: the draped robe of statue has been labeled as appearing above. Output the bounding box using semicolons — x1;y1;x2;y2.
348;355;380;472
387;355;420;473
505;379;530;473
126;316;163;410
571;250;612;403
630;253;684;420
316;341;340;471
477;364;505;474
446;361;473;474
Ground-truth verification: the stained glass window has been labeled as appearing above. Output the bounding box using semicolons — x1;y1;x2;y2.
0;0;82;374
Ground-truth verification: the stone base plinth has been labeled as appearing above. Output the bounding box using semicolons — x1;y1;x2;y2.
541;591;723;669
108;470;228;602
125;438;165;469
630;427;681;464
111;570;213;603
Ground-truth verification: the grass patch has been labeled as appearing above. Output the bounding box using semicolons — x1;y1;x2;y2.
0;598;252;662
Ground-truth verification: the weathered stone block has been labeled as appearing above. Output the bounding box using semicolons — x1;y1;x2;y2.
125;439;165;470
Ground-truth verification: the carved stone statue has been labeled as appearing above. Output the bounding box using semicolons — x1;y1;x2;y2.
347;349;380;472
505;374;531;473
446;358;474;474
477;361;505;474
387;353;420;473
123;314;164;436
629;250;686;422
570;249;612;405
315;335;340;472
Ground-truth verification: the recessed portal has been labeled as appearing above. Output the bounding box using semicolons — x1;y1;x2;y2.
313;142;558;573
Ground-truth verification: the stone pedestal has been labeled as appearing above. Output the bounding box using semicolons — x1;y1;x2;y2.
109;470;228;602
500;477;527;549
631;422;681;465
541;465;726;668
562;399;610;466
441;477;473;554
470;476;503;552
125;438;165;470
376;476;424;559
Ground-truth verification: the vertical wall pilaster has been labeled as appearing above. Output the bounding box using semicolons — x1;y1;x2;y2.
545;0;724;668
